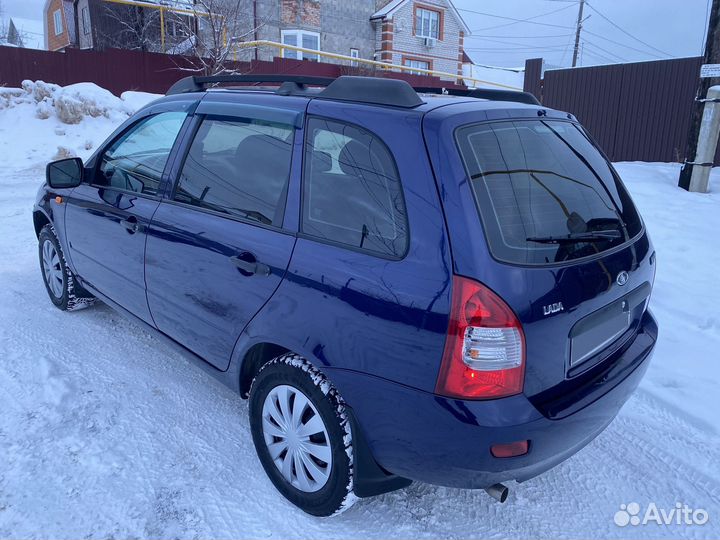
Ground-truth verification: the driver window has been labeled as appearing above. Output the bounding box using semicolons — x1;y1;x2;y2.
97;112;186;195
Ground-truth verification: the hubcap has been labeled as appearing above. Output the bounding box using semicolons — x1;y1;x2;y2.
261;385;332;493
41;239;64;299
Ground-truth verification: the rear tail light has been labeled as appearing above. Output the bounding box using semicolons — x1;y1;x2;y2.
435;276;525;399
491;440;529;458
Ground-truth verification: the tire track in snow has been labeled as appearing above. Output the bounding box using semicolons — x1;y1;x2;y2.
1;167;718;538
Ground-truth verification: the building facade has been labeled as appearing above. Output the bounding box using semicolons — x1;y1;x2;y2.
41;0;469;80
241;0;468;80
43;0;75;51
43;0;194;52
371;0;469;78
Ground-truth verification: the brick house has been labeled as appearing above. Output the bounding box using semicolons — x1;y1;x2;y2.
40;0;469;81
245;0;469;80
371;0;469;78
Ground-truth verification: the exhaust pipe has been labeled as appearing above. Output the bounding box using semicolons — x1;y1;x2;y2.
484;483;509;503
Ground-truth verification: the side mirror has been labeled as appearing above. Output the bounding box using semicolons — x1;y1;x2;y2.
46;158;83;189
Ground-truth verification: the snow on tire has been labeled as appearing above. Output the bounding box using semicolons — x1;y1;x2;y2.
249;353;357;517
38;224;95;311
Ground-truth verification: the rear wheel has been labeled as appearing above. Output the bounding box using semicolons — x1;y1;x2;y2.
249;354;356;516
38;224;95;311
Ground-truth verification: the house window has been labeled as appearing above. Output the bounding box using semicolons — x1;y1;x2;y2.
53;9;63;35
281;30;320;61
81;7;90;35
415;6;440;39
403;58;430;75
350;48;359;67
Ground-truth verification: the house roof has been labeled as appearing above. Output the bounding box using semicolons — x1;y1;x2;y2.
371;0;471;34
9;17;45;50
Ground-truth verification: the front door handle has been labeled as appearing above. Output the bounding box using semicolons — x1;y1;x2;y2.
229;254;271;277
120;216;139;233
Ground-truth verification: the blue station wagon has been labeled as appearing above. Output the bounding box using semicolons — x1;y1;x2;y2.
34;75;657;516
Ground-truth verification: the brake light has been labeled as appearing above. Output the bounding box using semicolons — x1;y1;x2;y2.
491;440;529;458
435;276;525;399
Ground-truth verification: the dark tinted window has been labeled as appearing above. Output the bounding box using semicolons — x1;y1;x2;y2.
456;120;642;265
175;116;294;225
302;118;408;257
98;112;186;195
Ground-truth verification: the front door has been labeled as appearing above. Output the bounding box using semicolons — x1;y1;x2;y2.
144;95;301;370
64;111;188;324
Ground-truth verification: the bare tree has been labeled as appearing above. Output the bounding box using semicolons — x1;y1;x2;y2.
97;3;163;52
173;0;261;76
0;0;8;44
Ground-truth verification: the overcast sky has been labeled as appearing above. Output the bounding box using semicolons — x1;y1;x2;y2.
1;0;710;68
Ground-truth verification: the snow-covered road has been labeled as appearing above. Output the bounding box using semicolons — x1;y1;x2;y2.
1;86;719;538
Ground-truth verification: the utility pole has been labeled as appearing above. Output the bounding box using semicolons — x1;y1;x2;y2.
571;0;585;67
679;0;720;190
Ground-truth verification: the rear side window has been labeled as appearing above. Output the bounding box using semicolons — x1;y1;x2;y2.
302;118;408;258
456;120;642;265
175;116;294;226
98;112;186;196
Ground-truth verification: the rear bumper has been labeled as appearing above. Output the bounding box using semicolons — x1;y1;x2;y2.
327;310;657;489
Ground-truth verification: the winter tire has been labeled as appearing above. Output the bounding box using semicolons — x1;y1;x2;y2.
38;224;95;311
249;353;356;517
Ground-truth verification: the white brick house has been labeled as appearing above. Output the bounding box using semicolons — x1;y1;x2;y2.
371;0;470;80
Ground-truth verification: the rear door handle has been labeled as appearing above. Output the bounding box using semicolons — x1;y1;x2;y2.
120;216;140;233
229;255;271;277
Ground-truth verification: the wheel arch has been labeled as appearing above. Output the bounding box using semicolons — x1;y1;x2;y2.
33;209;52;238
238;341;291;398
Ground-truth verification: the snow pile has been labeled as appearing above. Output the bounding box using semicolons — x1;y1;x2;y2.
0;81;160;166
5;80;160;125
0;81;718;537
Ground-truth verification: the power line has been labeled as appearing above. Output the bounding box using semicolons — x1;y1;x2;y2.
559;32;575;65
461;3;577;32
465;36;572;48
584;1;674;57
464;46;571;52
581;48;619;65
582;40;628;62
582;28;666;59
468;33;575;39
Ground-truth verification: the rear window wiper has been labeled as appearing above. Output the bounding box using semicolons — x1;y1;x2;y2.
526;230;622;244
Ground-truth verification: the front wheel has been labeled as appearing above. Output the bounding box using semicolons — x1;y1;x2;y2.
38;224;95;311
249;354;356;517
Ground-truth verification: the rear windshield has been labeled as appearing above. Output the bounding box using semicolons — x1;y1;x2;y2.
456;120;642;265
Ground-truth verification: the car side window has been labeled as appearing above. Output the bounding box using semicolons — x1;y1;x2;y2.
302;118;408;258
97;112;186;196
174;116;294;226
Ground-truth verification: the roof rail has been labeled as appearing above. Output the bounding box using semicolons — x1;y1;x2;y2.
167;74;539;108
414;86;540;105
167;74;423;108
166;75;335;96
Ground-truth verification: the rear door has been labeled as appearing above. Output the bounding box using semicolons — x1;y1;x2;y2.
64;109;189;324
424;105;655;402
144;93;302;370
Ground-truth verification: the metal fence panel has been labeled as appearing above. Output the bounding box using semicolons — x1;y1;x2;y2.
524;57;707;164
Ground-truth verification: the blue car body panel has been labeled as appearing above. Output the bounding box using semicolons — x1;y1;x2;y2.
33;88;657;492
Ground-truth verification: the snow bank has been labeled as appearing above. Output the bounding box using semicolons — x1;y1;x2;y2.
5;80;160;125
0;81;161;166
